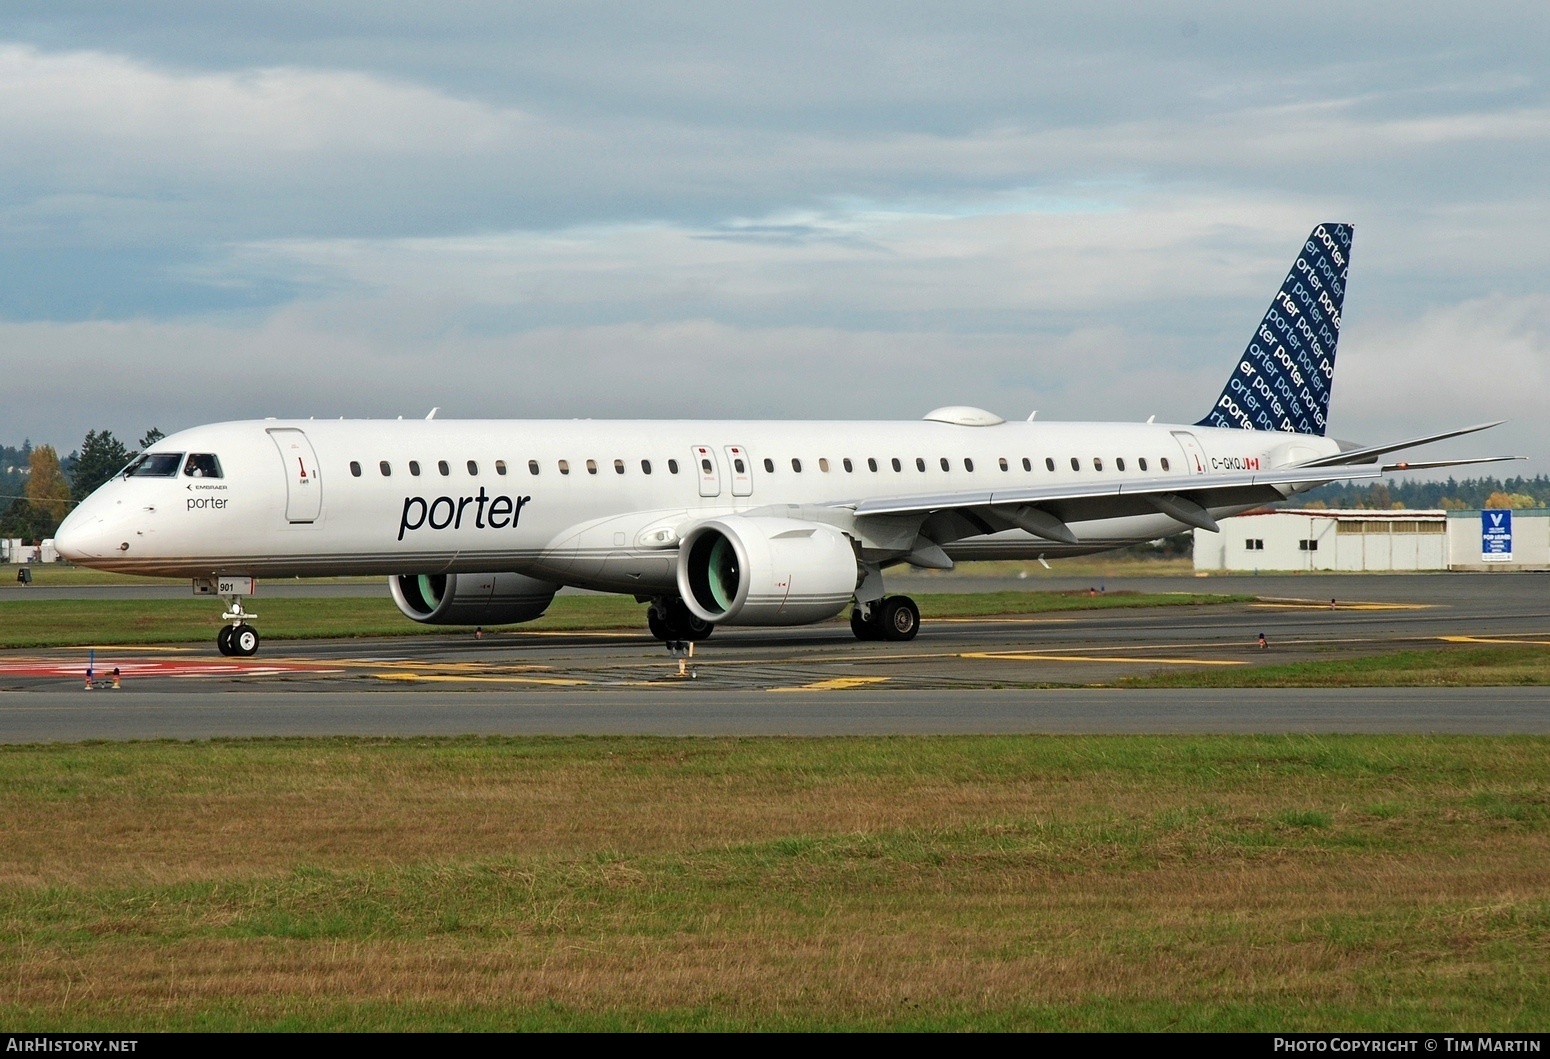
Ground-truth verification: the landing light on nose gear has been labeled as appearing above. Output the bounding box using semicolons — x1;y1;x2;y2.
194;576;262;656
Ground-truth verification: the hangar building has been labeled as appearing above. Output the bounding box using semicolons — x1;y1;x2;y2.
1192;509;1550;572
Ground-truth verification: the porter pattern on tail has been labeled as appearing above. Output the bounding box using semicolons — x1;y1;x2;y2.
1198;223;1353;436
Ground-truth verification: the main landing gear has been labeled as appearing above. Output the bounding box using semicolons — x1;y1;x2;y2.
216;595;261;657
647;597;714;642
850;596;920;642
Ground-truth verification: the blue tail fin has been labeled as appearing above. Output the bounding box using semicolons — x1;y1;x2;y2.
1197;223;1354;435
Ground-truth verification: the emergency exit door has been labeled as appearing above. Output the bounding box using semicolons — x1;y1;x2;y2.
268;428;323;522
724;446;753;496
691;445;721;497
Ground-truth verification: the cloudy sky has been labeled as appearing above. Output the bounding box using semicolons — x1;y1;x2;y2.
1;3;1545;474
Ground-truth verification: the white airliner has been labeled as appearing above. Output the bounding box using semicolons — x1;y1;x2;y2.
54;224;1514;655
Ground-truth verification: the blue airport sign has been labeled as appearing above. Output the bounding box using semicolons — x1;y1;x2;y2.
1482;509;1513;562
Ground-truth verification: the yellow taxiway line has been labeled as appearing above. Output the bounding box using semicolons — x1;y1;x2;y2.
330;658;555;673
1252;600;1431;611
1440;636;1550;646
961;651;1245;666
934;617;1078;624
768;676;892;692
374;672;590;686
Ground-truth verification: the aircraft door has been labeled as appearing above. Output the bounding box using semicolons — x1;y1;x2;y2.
692;445;721;497
1170;430;1208;475
725;445;753;497
268;428;323;522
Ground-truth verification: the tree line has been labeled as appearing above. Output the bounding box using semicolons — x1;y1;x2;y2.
1298;475;1550;511
1;429;164;542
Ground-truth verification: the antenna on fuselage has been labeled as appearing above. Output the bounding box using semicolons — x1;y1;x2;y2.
1027;411;1037;421
425;407;439;420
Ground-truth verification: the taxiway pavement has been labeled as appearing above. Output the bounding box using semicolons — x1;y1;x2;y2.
2;571;1546;740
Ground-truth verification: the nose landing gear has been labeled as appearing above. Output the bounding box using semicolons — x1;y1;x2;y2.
216;595;261;657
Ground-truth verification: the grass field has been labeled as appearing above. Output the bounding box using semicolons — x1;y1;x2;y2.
0;590;1248;649
1124;641;1550;688
0;735;1546;1031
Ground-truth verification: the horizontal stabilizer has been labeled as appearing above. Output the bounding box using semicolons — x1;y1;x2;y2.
1381;455;1525;473
1300;421;1506;468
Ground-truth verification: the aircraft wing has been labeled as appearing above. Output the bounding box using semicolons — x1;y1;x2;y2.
836;451;1522;541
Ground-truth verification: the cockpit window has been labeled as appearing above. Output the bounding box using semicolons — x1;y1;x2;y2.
183;454;223;479
124;453;183;478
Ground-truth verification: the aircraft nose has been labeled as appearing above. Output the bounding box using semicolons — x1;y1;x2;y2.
53;507;108;561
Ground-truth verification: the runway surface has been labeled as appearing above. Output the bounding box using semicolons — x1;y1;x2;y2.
2;571;1547;740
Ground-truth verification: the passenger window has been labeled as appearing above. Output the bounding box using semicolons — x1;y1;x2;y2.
1116;458;1125;471
409;461;421;476
868;458;878;472
587;459;598;475
700;458;712;473
964;458;974;472
438;460;450;476
380;461;392;476
528;460;540;475
843;458;854;472
916;457;926;472
642;460;652;474
1160;457;1171;471
1093;457;1104;471
792;458;802;472
734;458;746;473
1045;458;1055;472
1022;457;1032;471
890;458;902;472
1070;458;1079;471
183;454;223;479
614;459;625;474
1138;457;1148;471
764;458;775;473
467;460;478;475
939;457;949;472
495;460;507;475
998;457;1008;471
668;459;679;474
558;460;570;475
349;461;362;477
819;458;830;472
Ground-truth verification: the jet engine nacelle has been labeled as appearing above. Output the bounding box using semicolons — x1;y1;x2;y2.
388;571;559;626
677;516;859;626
